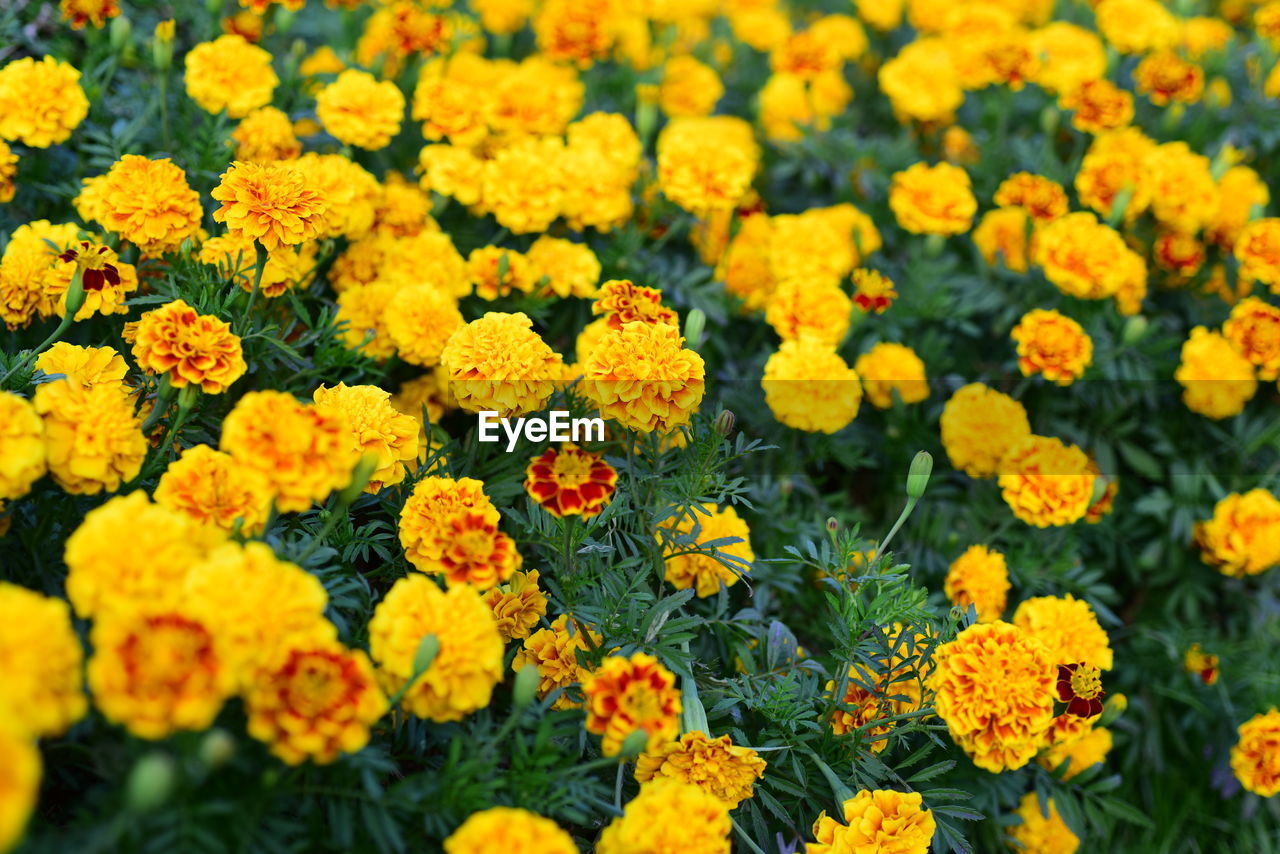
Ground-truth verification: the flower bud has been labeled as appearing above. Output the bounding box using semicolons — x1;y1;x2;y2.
152;20;175;72
1122;315;1148;345
512;662;540;710
906;451;933;500
713;409;735;437
413;633;440;677
109;15;133;53
825;517;839;534
1107;184;1135;228
618;729;650;759
682;309;706;349
63;269;88;321
1039;104;1060;136
199;728;236;769
126;753;176;813
1100;692;1128;725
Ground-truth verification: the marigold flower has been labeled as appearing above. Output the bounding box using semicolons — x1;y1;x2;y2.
1013;593;1113;671
312;383;419;492
1183;643;1220;686
582;321;705;434
1033;212;1142;300
973;207;1031;272
1011;309;1092;386
854;342;929;409
998;435;1096;528
34;381;146;495
513;614;600;710
659;503;754;599
212;160;330;251
0;56;89;148
826;664;895;751
1095;0;1180;53
1223;297;1280;380
1029;23;1106;94
88;608;234;739
444;807;578;854
659;55;723;118
1194;489;1280;577
525;445;617;518
482;569;548;643
60;0;121;28
0;583;86;738
399;476;499;573
467;246;533;301
290;153;381;241
336;281;398;361
0;392;46;501
35;342;129;390
245;640;388;765
1154;231;1206;277
944;545;1009;622
232;106;303;162
1231;708;1280;797
1039;724;1112;780
1174;326;1258;420
593;279;678;331
879;39;963;124
635;731;766;808
131;299;247;394
317;70;405;151
0;141;16;203
657;116;758;215
430;509;522;590
526;236;601;298
480;136;567;234
155;445;273;536
220;390;359;513
1235;218;1280;291
63;491;224;619
1060;78;1134;133
1009;793;1079;854
939;383;1031;479
584;652;681;756
0;724;40;854
848;269;895;314
1056;662;1105;717
368;575;504;722
995;173;1068;222
890;162;977;236
764;279;852;347
1210;166;1269;249
44;239;138;320
597;779;731;854
440;312;563;418
1135;51;1205;106
1146;142;1219;235
381;285;462;368
930;621;1055;772
184;35;278;118
807;789;935;854
91;155;203;255
419;143;484;206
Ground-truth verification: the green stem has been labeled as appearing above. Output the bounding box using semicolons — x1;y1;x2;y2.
152;385;197;464
0;270;83;386
873;496;919;564
140;379;176;434
731;818;769;854
158;75;172;151
240;243;270;331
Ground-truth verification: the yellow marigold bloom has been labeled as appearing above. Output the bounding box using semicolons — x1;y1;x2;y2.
1195;489;1280;577
889;162;977;236
1182;16;1233;57
41;238;138;320
1094;0;1180;54
660;503;753;598
1184;643;1220;685
290;152;381;241
63;491;223;619
1135;51;1205;106
488;56;583;138
854;342;929;409
826;663;895;750
1013;594;1113;670
598;779;730;853
399;476;499;573
482;569;547;643
939;383;1031;479
34;381;146;495
808;789;935;854
1039;725;1112;780
0;724;40;853
440;312;563;418
998;435;1096;528
1011;309;1092;386
34;342;128;389
1146;142;1219;235
944;545;1009;622
513;614;600;710
659;55;723;118
1033;212;1141;300
1209;166;1269;250
879;38;963;124
445;807;576;854
155;444;273;536
91;155;203;255
184;35;278;118
419;144;484;206
1009;793;1079;854
373;174;435;238
0;56;89;148
468;246;534;300
0;392;45;501
759;72;842;142
1259;2;1280;44
764;279;852;347
1060;78;1134;135
220;390;359;513
526;236;601;298
60;0;120;28
336;280;398;361
657;116;758;215
313;383;419;492
593;279;677;330
1029;23;1106;94
1235;218;1280;291
584;653;682;756
1174;326;1258;420
245;640;388;765
635;731;766;808
582;321;706;433
973;207;1031;272
213;160;330;251
480;136;567;234
1224;297;1280;380
316;69;405;151
0;141;16;203
1;224;75;329
1232;708;1280;797
763;339;862;434
931;621;1055;772
384;285;462;367
369;575;504;722
533;0;616;67
0;583;86;738
232;106;302;162
88;608;234;739
1075;129;1155;221
131;299;247;394
995;173;1068;223
471;0;534;35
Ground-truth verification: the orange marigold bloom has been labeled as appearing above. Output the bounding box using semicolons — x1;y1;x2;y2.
431;509;522;590
1134;51;1205;105
92;155;203;255
232;106;302;162
1183;643;1219;686
467;247;535;301
1194;489;1280;577
994;173;1068;222
659;55;724;118
444;807;578;854
0;716;41;852
87;609;235;740
220;390;359;513
808;789;935;854
852;269;897;313
479;136;567;235
1175;326;1258;420
1033;212;1141;299
525;445;617;518
184;35;278;118
762;339;862;434
0;141;16;203
1059;78;1134;133
399;476;500;573
582;321;705;434
43;239;139;320
1154;231;1206;277
60;0;120;28
513;614;600;710
1011;308;1092;386
939;383;1031;479
930;621;1055;772
598;780;732;854
825;664;895;751
1224;297;1280;380
131;299;247;394
211;160;330;251
854;342;929;409
583;652;682;756
1235;218;1280;291
312;383;419;492
889;162;977;236
533;0;616;67
764;279;852;347
998;435;1096;527
635;731;767;808
659;503;754;598
1231;708;1280;797
155;444;273;536
245;641;388;765
1209;166;1269;250
0;56;89;148
316;69;406;151
440;312;564;418
973;207;1031;273
593;279;678;330
482;569;548;643
944;544;1009;622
